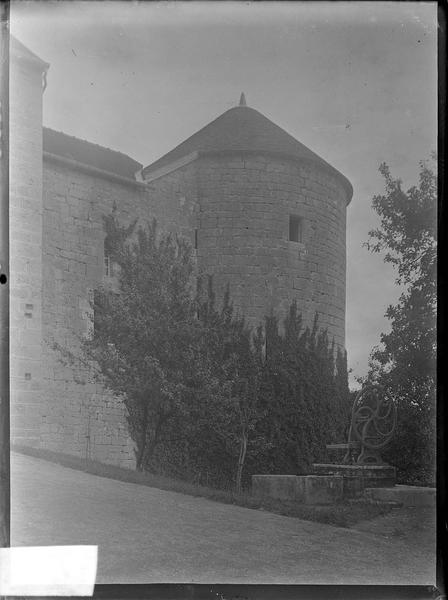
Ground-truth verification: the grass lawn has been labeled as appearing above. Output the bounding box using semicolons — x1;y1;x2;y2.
12;444;393;528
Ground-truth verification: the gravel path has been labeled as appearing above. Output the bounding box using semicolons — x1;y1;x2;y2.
11;453;436;585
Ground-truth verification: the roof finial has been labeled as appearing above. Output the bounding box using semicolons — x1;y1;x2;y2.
239;92;247;107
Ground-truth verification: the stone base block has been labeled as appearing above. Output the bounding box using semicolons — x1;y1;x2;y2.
313;463;396;492
364;485;436;507
252;474;344;505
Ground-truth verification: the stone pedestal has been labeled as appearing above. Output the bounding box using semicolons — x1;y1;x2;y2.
251;463;397;504
313;463;396;498
252;474;344;505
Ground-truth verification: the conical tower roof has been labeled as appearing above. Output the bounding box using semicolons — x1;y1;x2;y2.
142;98;352;201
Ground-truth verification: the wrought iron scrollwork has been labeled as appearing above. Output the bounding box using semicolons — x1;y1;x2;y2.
343;384;397;465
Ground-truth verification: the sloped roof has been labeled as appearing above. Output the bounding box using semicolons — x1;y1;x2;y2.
10;36;50;70
43;128;142;180
142;104;352;200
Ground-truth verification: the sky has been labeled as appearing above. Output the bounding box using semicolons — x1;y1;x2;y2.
10;1;437;387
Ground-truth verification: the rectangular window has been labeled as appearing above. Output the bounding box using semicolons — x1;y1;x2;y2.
194;229;198;250
289;215;303;243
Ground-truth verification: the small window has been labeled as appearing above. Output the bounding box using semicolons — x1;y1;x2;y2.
194;229;198;250
289;215;303;243
104;254;111;277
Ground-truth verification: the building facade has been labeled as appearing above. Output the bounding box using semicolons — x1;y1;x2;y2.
10;40;353;468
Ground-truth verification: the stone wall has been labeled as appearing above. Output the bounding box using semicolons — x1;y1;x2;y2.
145;161;199;246
41;159;152;467
194;153;348;347
145;152;348;345
40;158;199;467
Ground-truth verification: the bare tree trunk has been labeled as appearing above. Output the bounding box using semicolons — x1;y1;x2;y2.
235;431;248;494
137;411;166;471
136;430;147;471
135;404;149;471
145;434;159;464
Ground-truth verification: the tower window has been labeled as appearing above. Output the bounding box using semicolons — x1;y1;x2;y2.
194;229;198;250
289;215;303;243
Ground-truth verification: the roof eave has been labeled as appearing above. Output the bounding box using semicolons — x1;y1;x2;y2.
143;148;353;204
44;151;146;188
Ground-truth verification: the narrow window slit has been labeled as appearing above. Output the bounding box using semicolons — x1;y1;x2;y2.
289;215;303;243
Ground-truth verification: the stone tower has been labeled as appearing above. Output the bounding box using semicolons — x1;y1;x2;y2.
9;38;49;447
9;37;353;468
141;95;353;347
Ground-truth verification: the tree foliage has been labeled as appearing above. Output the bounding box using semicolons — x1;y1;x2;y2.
153;280;264;491
363;157;437;484
87;211;351;488
249;308;350;478
88;214;204;470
